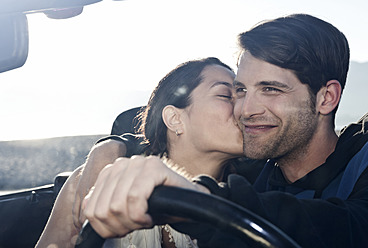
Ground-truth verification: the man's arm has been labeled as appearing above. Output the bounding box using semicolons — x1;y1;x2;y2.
207;173;368;248
82;156;368;247
82;155;209;238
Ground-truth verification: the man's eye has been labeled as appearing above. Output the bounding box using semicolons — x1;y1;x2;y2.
263;87;281;93
235;87;247;97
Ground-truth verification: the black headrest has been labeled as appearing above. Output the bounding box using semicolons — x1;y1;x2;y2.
110;106;145;135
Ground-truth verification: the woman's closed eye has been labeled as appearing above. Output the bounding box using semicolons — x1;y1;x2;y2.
218;94;232;99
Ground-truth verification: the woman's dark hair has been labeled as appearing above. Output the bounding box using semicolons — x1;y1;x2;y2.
137;57;233;156
238;13;350;117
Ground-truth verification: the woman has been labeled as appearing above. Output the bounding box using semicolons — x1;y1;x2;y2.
36;57;243;248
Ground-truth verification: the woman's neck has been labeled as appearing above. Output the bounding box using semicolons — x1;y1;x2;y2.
167;148;231;181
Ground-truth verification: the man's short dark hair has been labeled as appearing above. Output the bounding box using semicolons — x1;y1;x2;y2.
238;14;350;116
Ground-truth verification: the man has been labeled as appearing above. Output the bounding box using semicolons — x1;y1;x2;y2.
83;14;368;247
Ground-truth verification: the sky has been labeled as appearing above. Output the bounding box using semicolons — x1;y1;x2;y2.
1;0;368;141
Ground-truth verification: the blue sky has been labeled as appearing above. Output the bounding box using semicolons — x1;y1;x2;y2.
1;0;368;140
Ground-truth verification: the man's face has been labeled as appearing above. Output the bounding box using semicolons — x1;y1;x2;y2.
233;51;319;161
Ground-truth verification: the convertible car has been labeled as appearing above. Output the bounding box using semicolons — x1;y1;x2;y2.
0;104;296;248
0;1;302;247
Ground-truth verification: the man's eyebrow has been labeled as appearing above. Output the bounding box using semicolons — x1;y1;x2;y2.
258;80;291;89
233;80;244;87
233;80;291;90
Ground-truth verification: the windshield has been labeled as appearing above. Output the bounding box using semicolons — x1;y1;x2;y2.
1;0;367;190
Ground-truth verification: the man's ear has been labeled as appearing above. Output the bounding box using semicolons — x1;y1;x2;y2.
162;105;184;134
317;80;342;115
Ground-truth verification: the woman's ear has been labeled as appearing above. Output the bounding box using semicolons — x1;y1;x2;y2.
162;105;184;135
317;80;342;115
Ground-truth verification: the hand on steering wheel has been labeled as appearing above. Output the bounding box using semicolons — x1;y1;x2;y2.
75;186;300;248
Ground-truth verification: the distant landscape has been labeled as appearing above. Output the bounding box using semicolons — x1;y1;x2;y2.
0;135;105;190
335;61;368;129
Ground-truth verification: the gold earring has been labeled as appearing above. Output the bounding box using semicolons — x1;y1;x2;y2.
175;130;181;136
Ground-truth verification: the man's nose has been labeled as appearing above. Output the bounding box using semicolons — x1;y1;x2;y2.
234;93;264;119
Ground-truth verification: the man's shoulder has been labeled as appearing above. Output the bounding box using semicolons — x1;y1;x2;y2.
338;112;368;150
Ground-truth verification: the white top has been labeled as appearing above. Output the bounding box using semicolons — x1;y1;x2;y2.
103;225;198;248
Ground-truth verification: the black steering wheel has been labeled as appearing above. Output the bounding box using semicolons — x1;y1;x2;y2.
75;186;300;248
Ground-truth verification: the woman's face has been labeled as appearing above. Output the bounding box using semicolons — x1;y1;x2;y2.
182;64;243;158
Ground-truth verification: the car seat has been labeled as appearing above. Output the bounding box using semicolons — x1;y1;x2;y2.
110;106;145;135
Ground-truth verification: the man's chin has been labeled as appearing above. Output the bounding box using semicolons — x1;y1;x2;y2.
243;147;270;160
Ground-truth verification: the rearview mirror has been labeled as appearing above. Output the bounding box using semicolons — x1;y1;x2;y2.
0;13;29;73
